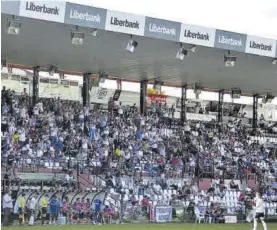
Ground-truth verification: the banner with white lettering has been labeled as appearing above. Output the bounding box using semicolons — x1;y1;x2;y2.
154;205;172;223
214;30;247;52
64;3;106;29
179;24;216;47
144;17;181;41
19;1;66;23
245;35;277;58
105;10;145;36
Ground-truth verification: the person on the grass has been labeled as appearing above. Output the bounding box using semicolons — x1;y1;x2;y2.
18;193;26;225
61;196;71;224
81;198;88;220
92;198;102;225
49;195;59;225
73;198;82;221
253;192;267;230
40;194;48;226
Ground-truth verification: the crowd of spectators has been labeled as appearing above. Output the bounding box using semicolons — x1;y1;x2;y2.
2;86;277;226
1;87;277;194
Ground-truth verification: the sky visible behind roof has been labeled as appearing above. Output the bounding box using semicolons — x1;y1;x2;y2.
68;0;277;40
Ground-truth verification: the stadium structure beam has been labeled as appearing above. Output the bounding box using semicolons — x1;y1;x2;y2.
181;84;187;123
32;66;40;106
253;94;259;128
140;80;148;115
8;63;256;97
82;73;91;107
218;89;224;124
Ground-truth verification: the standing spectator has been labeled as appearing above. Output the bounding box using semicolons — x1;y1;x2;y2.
49;195;59;225
18;193;26;225
40;194;48;226
2;190;13;226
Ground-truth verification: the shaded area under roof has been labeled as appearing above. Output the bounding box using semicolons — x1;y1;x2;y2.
1;14;277;94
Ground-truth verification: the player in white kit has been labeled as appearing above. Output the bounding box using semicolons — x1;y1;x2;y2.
253;192;267;230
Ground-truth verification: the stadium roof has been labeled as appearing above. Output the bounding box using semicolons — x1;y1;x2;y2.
1;1;277;95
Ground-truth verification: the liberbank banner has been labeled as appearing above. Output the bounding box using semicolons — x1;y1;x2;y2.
214;30;247;52
245;36;277;58
19;1;66;23
105;10;145;36
179;24;216;47
144;17;181;41
64;3;106;29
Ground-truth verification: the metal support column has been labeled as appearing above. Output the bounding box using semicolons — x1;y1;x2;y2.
181;85;187;123
140;80;147;115
32;66;40;106
253;94;259;128
217;89;224;124
82;73;91;107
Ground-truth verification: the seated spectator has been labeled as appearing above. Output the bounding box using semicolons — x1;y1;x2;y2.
230;180;239;190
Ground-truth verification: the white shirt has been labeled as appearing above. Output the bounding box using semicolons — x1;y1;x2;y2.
255;198;265;213
3;194;13;208
19;131;26;142
28;197;37;210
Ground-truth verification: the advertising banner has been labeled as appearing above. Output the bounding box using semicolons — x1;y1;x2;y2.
2;0;20;15
179;24;216;47
64;3;107;29
245;36;277;57
175;206;184;218
186;113;216;122
105;10;145;36
214;30;247;52
144;17;181;41
224;215;237;223
19;1;66;23
154;205;172;223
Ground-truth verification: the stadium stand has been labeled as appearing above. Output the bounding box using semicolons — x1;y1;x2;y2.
1;87;277;225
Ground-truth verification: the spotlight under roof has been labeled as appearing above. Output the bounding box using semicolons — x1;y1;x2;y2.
126;39;138;53
71;31;85;45
176;47;188;61
7;20;21;35
224;55;236;67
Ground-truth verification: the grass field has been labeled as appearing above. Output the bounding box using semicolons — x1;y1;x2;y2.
2;223;277;230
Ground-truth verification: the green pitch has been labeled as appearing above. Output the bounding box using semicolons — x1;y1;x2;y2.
2;223;277;230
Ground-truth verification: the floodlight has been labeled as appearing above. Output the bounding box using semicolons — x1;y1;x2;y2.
7;20;21;35
224;56;236;67
176;47;187;61
176;43;187;61
90;29;98;37
231;88;241;99
126;39;138;53
224;50;236;67
190;45;197;53
71;31;85;45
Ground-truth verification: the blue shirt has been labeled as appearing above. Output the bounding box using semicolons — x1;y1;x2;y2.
94;199;102;212
49;199;59;213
